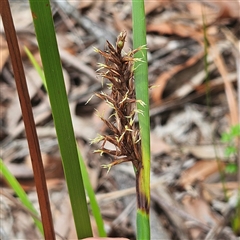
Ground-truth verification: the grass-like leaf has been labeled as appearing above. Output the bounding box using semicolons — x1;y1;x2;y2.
28;0;92;238
25;45;106;237
1;1;55;238
0;158;43;235
132;0;151;239
24;46;47;90
77;148;106;237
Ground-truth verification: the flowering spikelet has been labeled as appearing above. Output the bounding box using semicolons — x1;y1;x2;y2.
92;31;143;171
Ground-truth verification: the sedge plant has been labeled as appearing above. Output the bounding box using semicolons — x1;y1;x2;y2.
24;46;106;237
28;0;93;238
132;1;151;239
1;1;55;238
91;0;151;237
3;0;150;238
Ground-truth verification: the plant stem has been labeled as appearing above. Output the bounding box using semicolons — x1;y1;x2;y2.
1;1;55;238
132;0;151;239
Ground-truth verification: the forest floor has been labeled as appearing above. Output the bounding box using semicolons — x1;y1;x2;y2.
1;1;240;239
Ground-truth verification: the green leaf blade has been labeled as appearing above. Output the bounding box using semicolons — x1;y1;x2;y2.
28;0;92;238
132;0;151;239
0;159;43;234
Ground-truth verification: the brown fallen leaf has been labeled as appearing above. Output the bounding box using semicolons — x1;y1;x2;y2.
202;181;239;201
182;145;227;160
147;22;203;43
209;42;238;126
182;195;220;239
186;2;220;25
211;1;240;19
179;160;225;188
150;131;172;156
151;51;204;103
144;0;166;15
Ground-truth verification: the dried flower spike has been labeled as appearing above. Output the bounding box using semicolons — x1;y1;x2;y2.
93;31;144;171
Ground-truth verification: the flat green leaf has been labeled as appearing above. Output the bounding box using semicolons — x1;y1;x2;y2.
28;0;92;238
24;46;47;90
25;43;106;238
0;159;43;234
132;0;151;239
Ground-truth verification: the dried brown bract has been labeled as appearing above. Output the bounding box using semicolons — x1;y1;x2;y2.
91;31;145;172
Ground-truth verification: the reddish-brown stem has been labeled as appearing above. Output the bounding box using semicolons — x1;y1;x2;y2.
0;1;55;239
